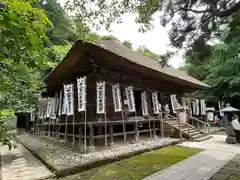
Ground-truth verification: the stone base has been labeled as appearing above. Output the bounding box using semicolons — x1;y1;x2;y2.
226;126;238;144
226;136;238;144
109;142;115;146
87;145;96;152
226;126;236;136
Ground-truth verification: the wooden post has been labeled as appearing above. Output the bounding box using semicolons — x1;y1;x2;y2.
48;119;51;137
188;125;192;141
176;106;183;143
84;111;87;153
53;118;55;138
89;124;95;151
65;114;68;145
79;126;83;149
72;116;75;149
161;115;166;137
72;85;75;149
58;117;61;141
121;110;127;143
134;112;139;142
152;120;156;138
147;117;152;138
109;124;114;145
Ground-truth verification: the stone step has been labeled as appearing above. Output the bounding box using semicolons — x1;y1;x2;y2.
181;127;195;131
191;133;205;140
182;130;201;136
172;125;189;129
193;135;212;142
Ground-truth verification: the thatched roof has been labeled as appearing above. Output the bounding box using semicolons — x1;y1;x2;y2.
44;40;210;90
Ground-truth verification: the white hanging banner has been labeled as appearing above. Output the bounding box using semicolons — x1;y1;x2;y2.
77;76;87;112
64;84;74;116
61;89;67;115
46;98;53;118
43;99;48;119
152;92;160;114
96;81;106;114
58;90;62;116
141;91;148;116
39;99;46;119
50;97;57;119
218;101;224;117
112;84;122;112
200;99;206;115
125;86;136;112
195;99;200;115
192;101;197;115
187;99;192;115
170;94;178;114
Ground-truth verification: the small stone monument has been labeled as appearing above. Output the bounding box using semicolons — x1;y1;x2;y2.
176;106;187;124
205;107;215;123
176;105;187;143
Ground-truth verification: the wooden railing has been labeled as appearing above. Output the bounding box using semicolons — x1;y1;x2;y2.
187;115;211;136
162;111;211;141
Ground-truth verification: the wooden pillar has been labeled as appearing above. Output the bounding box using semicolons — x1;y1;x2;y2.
161;115;165;137
64;115;68;145
89;124;95;151
109;124;114;145
152;120;156;138
134;120;139;141
48;119;51;137
58;118;61;141
79;126;84;151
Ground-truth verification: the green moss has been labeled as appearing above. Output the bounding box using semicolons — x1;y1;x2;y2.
49;146;202;180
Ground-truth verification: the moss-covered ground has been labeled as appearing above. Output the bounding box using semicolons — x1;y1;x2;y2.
49;145;202;180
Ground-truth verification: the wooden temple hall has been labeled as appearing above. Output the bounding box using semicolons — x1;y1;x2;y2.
34;40;209;152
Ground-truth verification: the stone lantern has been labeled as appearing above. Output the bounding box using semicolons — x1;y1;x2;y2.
222;104;239;144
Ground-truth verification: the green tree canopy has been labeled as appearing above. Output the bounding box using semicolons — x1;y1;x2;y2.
66;0;240;52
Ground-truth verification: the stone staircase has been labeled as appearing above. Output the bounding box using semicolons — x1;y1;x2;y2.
171;123;212;142
165;115;212;142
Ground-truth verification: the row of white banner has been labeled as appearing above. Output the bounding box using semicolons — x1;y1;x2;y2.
39;76;207;119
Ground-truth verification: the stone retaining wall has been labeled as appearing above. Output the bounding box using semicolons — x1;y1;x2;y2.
17;133;180;177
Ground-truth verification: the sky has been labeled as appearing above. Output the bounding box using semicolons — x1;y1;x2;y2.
59;0;185;68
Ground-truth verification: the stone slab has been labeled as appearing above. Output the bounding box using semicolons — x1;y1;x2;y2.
209;155;240;180
142;150;235;180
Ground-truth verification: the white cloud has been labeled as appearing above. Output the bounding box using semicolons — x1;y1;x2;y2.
58;0;184;68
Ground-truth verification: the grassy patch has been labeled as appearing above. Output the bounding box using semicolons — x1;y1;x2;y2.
49;146;202;180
